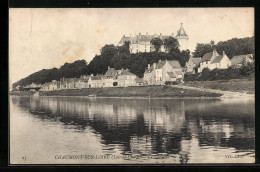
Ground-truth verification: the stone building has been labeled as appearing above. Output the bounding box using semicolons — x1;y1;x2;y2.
118;23;189;53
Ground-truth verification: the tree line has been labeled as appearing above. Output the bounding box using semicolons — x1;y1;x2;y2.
12;36;254;89
192;36;255;58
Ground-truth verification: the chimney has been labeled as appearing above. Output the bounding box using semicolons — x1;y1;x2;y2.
153;62;156;69
139;33;141;36
146;32;148;36
223;51;225;56
160;33;162;37
123;34;125;37
171;33;174;37
148;64;150;69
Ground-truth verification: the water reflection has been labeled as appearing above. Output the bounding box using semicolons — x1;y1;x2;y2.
10;96;255;164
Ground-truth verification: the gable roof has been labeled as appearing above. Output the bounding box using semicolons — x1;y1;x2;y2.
119;69;136;76
118;36;131;45
231;54;253;65
155;60;167;69
104;67;118;77
201;52;213;62
211;55;224;64
91;75;103;80
168;60;182;69
201;49;219;63
191;58;201;65
167;72;176;78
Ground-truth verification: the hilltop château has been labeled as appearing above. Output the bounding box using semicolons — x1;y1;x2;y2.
118;23;189;53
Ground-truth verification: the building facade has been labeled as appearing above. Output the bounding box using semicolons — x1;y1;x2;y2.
144;59;184;85
118;23;189;53
194;49;232;73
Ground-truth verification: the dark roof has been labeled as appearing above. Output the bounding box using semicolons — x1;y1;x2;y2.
168;60;182;69
201;52;213;62
118;36;131;44
231;54;253;65
91;75;103;80
176;23;188;37
167;72;176;78
120;69;136;76
104;67;118;77
191;58;201;65
201;49;219;62
119;34;172;45
211;55;224;64
155;60;167;69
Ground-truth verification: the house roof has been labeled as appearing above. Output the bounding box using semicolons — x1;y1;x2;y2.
191;58;201;65
120;69;136;76
168;60;182;69
176;23;188;37
167;72;176;78
118;36;131;45
231;54;253;65
119;34;172;45
91;75;103;80
201;52;213;62
155;60;167;69
211;55;224;64
104;67;118;77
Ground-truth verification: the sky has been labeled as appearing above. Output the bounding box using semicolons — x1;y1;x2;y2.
9;8;254;85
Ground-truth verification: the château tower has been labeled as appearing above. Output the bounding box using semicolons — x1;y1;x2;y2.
175;23;189;51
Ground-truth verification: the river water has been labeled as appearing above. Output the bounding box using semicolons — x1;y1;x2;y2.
10;96;255;164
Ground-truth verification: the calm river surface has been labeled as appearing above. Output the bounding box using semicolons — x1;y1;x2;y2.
10;96;255;164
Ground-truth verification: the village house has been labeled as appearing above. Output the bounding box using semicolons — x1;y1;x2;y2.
231;54;254;68
75;75;90;89
41;82;51;91
88;75;103;88
144;59;183;85
103;66;118;87
135;77;144;86
185;57;201;73
48;80;58;91
194;49;231;73
117;68;137;87
118;23;189;52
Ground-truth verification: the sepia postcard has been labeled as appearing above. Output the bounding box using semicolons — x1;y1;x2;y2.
9;8;255;165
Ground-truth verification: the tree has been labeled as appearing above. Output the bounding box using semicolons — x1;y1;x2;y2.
192;43;213;58
150;38;163;52
163;36;180;53
118;41;130;54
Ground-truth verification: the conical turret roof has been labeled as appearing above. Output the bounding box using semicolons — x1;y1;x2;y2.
176;23;188;37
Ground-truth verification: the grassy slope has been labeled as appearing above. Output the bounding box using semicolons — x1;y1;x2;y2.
38;86;221;97
183;78;255;94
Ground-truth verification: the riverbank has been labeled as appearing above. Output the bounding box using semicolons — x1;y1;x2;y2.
182;78;254;94
10;86;222;97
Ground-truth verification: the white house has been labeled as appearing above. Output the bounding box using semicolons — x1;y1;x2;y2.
194;49;231;73
231;54;254;68
144;59;183;85
117;69;137;87
118;23;189;53
103;66;118;87
185;57;201;73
